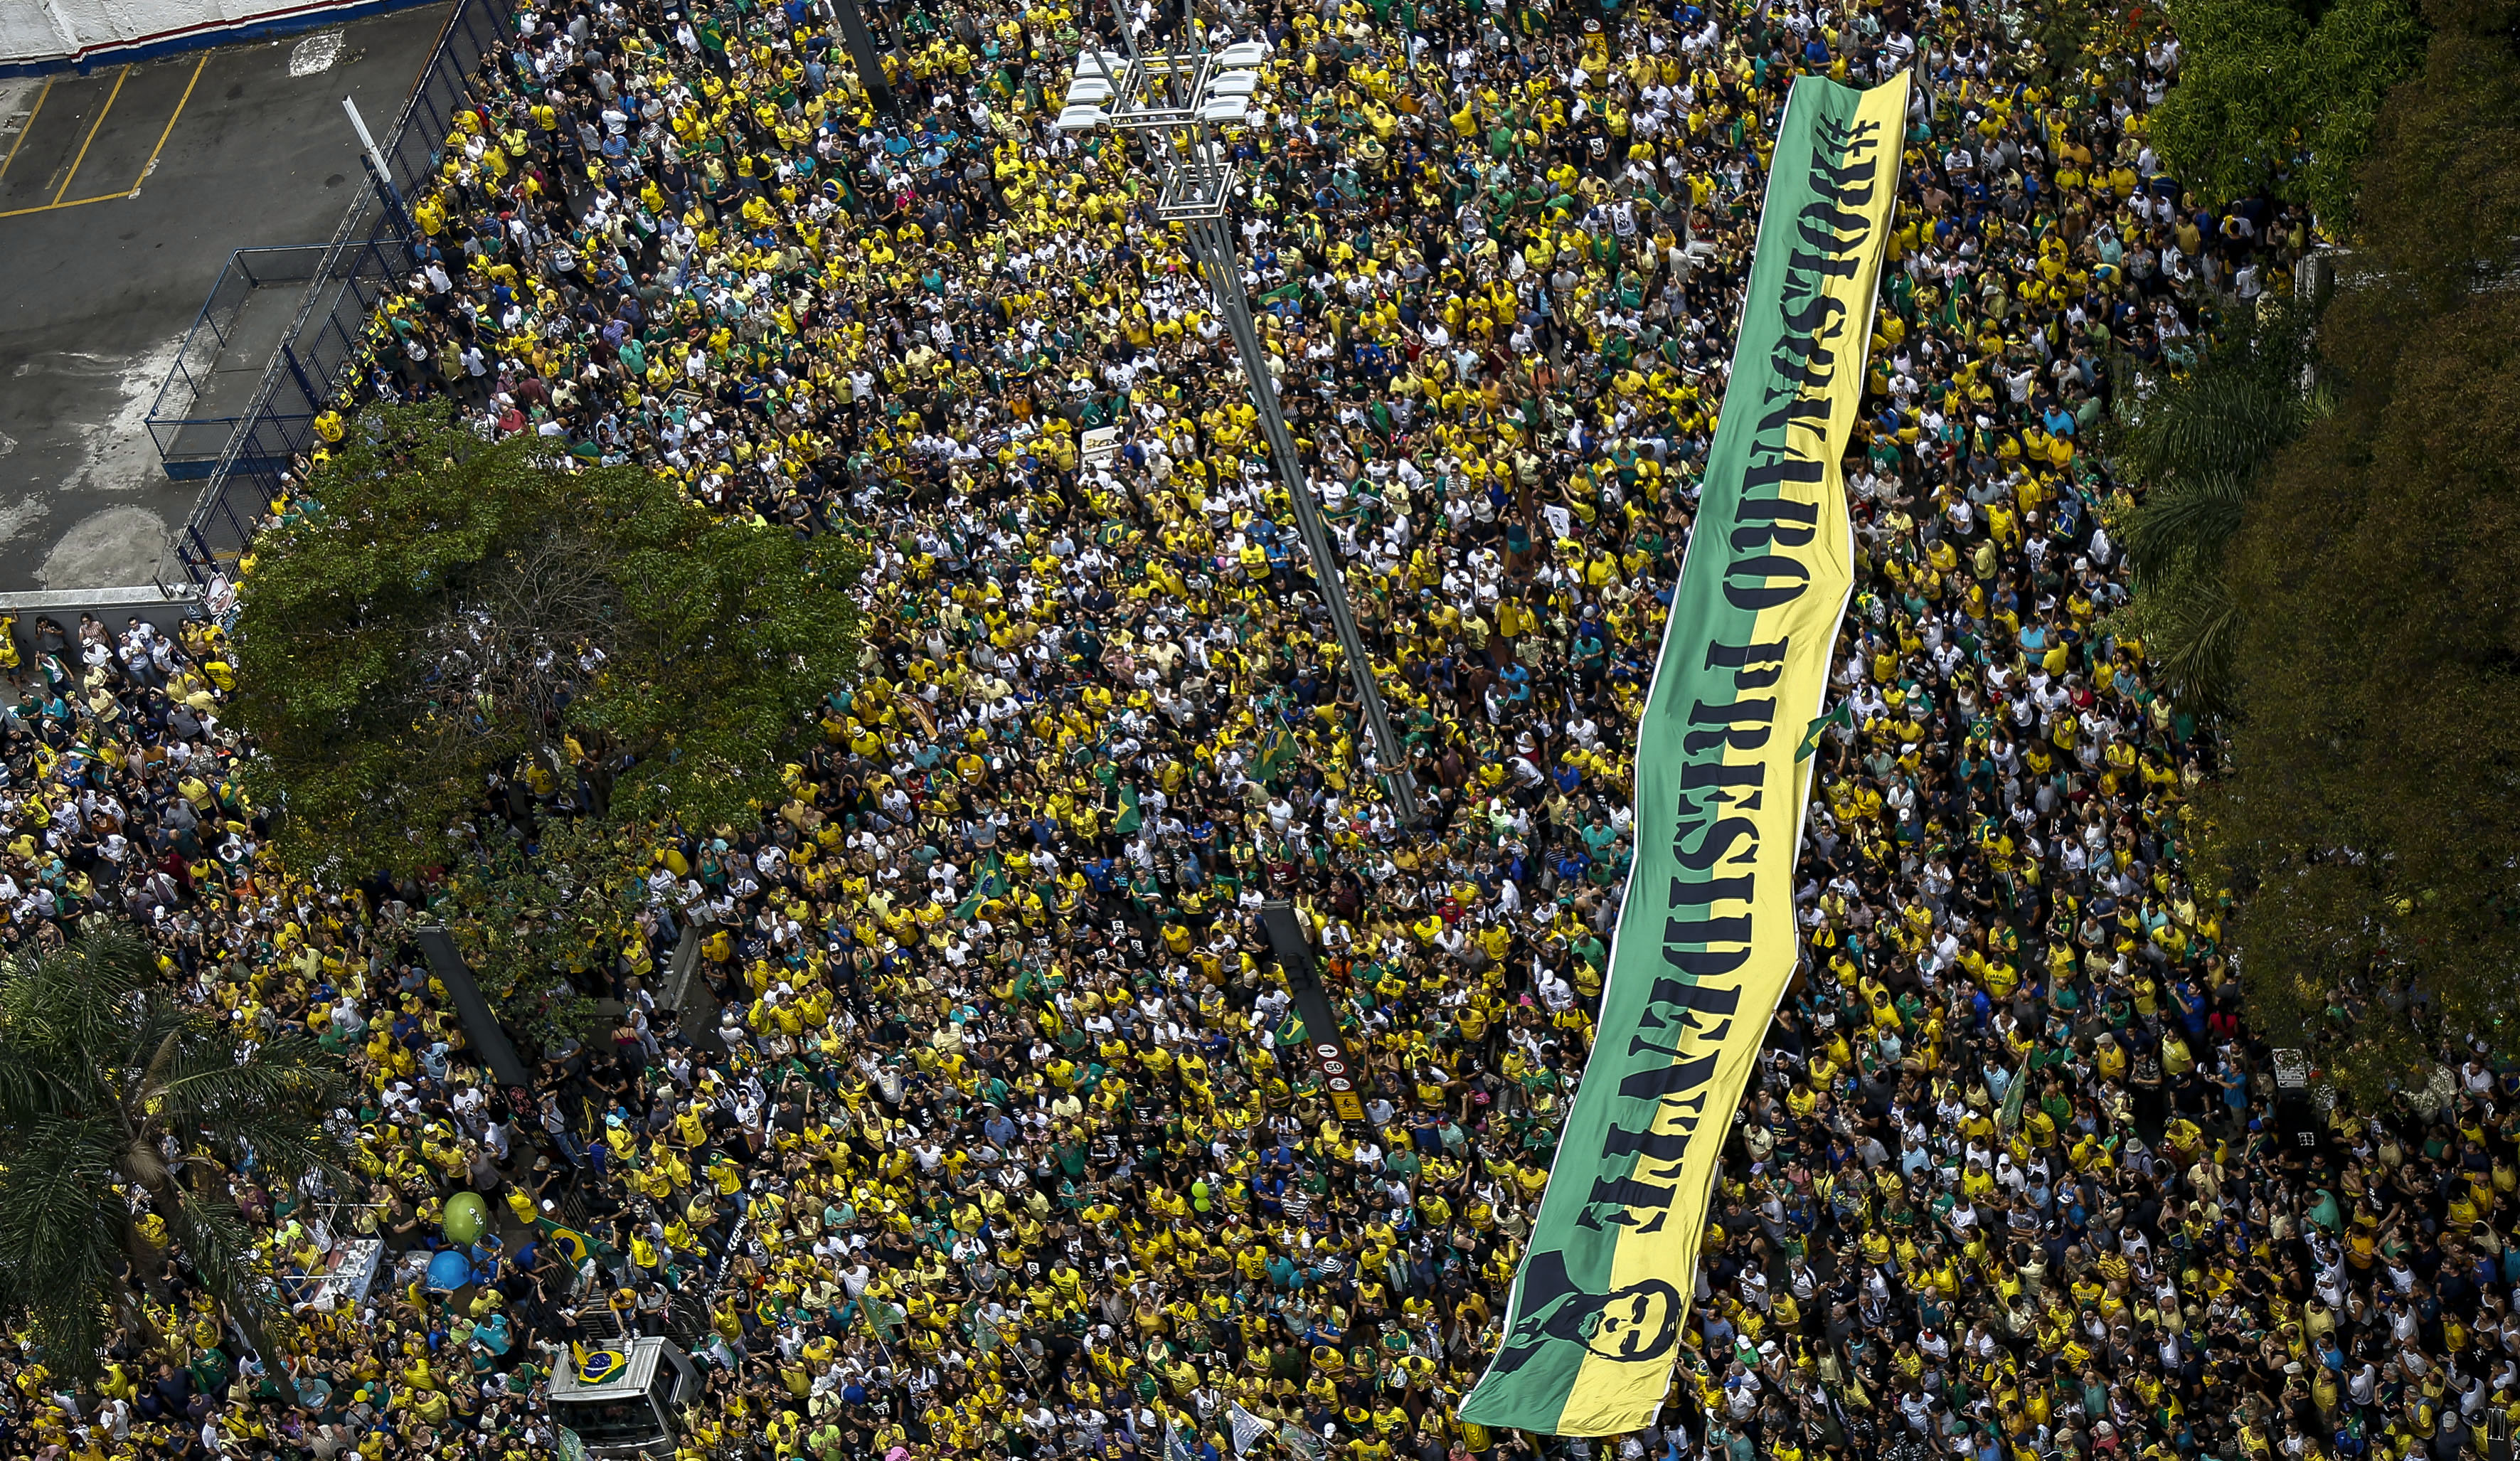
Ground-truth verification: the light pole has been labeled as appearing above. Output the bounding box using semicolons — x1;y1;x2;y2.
821;0;895;113
1056;23;1423;827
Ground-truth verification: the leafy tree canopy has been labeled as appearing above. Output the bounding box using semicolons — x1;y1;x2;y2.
2147;0;2425;227
2210;0;2520;1093
434;817;651;1051
2106;297;2325;713
230;405;866;893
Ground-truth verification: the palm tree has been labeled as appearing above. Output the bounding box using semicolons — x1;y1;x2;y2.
2113;296;2326;712
0;929;347;1380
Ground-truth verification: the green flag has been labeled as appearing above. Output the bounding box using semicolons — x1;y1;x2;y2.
1996;1056;2033;1137
1796;700;1853;760
1255;723;1295;782
1112;785;1144;836
1457;73;1910;1439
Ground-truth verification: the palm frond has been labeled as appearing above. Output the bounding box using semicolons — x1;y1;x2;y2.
158;1188;272;1330
2127;472;2255;585
2119;301;2322;488
0;930;346;1374
0;1113;129;1379
116;997;211;1072
23;1292;112;1383
229;1125;344;1195
2152;574;2246;714
2125;372;2303;483
0;1044;72;1123
151;1033;349;1127
151;1034;349;1193
0;930;152;1078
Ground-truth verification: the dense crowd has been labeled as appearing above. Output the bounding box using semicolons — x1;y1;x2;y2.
9;1;2487;1461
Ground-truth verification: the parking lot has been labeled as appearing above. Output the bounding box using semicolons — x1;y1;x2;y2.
1;53;205;220
0;4;452;590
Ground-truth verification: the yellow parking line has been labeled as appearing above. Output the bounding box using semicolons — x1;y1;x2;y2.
0;191;126;221
0;78;53;183
132;54;208;192
53;64;129;206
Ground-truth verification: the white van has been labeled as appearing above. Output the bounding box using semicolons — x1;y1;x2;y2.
547;1337;702;1458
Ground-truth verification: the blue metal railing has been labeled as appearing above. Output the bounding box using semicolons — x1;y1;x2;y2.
146;245;342;476
171;0;515;586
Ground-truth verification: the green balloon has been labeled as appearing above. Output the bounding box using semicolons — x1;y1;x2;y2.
443;1191;489;1248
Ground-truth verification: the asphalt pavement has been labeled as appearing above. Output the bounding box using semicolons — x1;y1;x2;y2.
0;4;453;591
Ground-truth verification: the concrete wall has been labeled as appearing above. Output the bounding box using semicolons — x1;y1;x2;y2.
1;0;442;74
0;583;203;663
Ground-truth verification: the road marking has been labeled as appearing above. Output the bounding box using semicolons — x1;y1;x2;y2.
132;54;209;193
0;191;130;221
0;78;52;183
53;64;130;206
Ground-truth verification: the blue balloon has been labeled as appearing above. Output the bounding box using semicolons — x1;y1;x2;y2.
426;1249;473;1292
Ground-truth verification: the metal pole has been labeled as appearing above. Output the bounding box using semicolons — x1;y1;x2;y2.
281;344;322;413
340;95;395;193
824;0;895;113
342;96;412;238
412;924;536;1088
1181;215;1421;826
1257;900;1366;1127
1104;0;1140;65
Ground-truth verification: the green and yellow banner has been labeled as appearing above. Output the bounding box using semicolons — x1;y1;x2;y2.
1457;73;1908;1438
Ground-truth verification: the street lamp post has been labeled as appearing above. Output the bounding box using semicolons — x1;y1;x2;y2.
822;0;895;114
1056;27;1423;827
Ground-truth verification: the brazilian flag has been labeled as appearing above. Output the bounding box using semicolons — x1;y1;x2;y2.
1795;700;1854;761
952;852;1009;920
1255;723;1296;783
538;1217;596;1267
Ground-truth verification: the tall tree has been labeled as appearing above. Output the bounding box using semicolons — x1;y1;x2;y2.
228;403;864;884
0;931;346;1376
2209;0;2520;1090
230;406;863;1049
2147;0;2425;226
2110;298;2324;713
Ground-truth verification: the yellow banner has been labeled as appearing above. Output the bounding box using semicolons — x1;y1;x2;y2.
1457;73;1908;1438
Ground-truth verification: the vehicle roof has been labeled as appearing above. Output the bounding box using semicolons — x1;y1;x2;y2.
548;1339;663;1401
